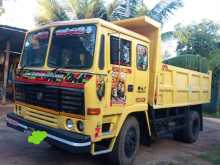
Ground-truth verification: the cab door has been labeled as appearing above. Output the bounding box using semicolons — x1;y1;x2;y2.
134;43;149;107
106;33;134;112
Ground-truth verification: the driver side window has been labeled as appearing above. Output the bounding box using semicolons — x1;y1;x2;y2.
110;36;131;66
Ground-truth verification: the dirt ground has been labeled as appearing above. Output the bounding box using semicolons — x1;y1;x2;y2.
1;105;220;165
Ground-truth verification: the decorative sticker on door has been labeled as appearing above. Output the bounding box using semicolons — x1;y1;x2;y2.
111;71;126;105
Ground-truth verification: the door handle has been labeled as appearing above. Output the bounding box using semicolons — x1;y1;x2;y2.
128;84;133;92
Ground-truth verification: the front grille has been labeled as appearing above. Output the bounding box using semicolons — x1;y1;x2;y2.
15;82;85;115
24;108;58;128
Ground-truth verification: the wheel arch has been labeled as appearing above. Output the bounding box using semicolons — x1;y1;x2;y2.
126;111;151;145
104;110;152;154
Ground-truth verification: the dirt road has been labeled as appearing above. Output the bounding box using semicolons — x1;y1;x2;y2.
1;106;220;165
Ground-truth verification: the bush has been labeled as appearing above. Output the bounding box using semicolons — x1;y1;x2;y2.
163;54;209;73
208;49;220;71
208;50;220;113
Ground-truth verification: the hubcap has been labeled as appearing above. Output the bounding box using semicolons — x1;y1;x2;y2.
124;127;137;158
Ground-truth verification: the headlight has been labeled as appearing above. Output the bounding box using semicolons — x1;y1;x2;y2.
77;121;84;132
66;119;74;129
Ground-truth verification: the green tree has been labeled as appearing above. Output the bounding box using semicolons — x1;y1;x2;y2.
149;0;183;25
208;49;220;70
68;0;108;20
110;0;148;20
174;20;220;57
35;0;183;26
208;49;220;113
35;0;69;25
110;0;183;24
35;0;108;25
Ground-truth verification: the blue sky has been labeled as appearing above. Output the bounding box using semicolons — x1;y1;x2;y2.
0;0;219;31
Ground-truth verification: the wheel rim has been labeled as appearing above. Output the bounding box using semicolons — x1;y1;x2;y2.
124;127;137;158
192;119;199;137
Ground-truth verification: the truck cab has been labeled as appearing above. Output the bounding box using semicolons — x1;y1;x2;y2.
7;17;151;154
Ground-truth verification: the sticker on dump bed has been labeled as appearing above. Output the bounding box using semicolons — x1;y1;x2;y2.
28;131;47;145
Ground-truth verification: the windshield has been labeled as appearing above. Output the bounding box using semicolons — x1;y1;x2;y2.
48;25;97;69
20;30;50;67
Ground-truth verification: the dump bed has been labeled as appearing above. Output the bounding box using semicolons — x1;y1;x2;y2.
114;16;212;109
153;64;212;109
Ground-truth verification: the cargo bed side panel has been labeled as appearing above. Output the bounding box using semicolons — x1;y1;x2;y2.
153;64;212;109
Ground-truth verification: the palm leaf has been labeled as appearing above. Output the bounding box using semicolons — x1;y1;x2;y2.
149;0;183;25
68;0;108;20
109;0;146;21
35;0;69;25
161;31;175;41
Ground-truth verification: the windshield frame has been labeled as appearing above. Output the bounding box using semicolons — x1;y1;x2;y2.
47;24;97;70
19;28;51;68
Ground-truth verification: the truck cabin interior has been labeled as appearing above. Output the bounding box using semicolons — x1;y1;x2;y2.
0;25;26;104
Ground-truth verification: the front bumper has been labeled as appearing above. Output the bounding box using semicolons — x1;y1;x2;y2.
6;113;91;153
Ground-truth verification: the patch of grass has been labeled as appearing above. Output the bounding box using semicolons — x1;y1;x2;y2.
200;147;220;164
204;112;220;119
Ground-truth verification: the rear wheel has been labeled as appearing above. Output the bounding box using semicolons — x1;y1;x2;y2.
183;111;200;143
173;130;183;141
109;116;140;165
173;111;200;143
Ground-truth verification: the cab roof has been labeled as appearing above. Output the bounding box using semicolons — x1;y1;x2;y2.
30;18;151;43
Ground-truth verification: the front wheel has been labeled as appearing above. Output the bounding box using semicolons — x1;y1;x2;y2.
109;116;140;165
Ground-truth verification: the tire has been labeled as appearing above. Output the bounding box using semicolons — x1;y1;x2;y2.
182;111;201;143
173;130;183;141
109;116;140;165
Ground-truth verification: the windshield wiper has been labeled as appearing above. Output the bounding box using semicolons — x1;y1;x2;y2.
64;65;87;69
51;67;61;73
50;65;88;71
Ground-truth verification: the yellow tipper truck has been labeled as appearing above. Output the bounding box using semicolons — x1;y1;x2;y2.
6;16;212;165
